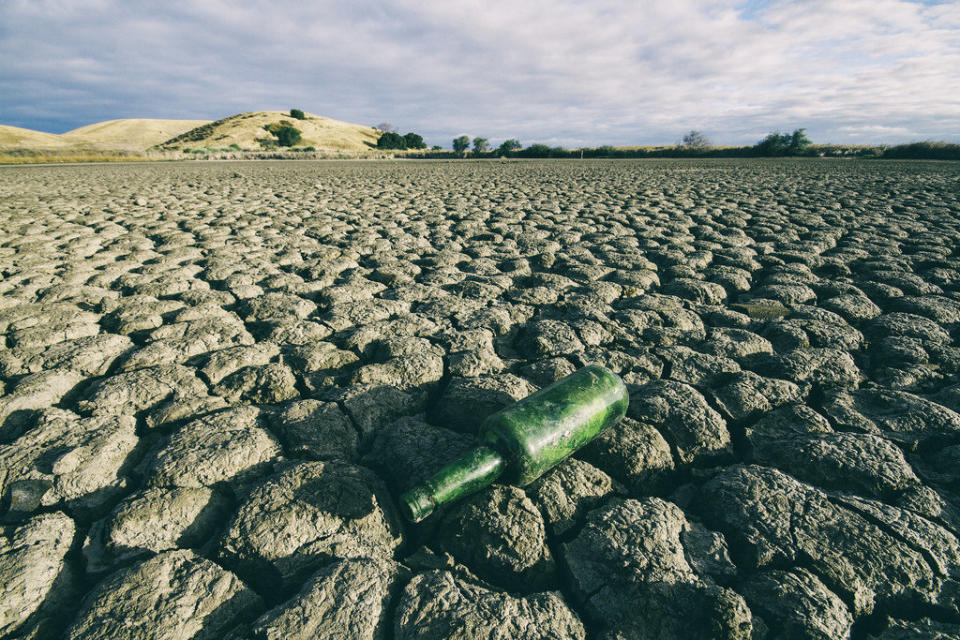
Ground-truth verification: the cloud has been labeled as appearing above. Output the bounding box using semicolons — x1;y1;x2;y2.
0;0;957;145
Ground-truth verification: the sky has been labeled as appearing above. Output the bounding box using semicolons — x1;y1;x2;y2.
1;0;958;148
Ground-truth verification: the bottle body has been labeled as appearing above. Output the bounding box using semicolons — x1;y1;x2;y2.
479;364;628;485
399;365;628;522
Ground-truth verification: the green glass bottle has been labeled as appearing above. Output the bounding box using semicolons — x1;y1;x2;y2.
399;365;628;522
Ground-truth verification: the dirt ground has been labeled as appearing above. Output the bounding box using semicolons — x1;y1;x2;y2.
2;158;960;639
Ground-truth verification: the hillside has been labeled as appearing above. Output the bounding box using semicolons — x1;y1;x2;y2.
62;119;211;151
153;111;380;152
1;112;379;156
0;124;81;151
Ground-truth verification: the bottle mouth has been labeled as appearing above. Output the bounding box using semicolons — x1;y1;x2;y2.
399;486;435;523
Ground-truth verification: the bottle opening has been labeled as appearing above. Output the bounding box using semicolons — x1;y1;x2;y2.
399;486;435;523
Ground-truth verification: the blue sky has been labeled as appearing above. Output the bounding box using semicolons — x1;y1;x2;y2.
1;0;958;148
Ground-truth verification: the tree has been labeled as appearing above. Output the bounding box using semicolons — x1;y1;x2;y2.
377;131;407;149
453;135;470;156
789;128;811;154
756;128;812;156
403;132;427;149
595;145;617;157
496;139;522;156
375;122;396;133
521;144;551;158
289;109;306;120
756;132;790;156
681;130;711;148
472;137;489;155
274;125;301;147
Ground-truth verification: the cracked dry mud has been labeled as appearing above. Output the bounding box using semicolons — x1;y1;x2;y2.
1;158;959;640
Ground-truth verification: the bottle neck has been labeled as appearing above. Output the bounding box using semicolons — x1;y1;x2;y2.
399;445;505;523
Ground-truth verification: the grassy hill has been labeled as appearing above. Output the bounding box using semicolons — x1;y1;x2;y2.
1;111;380;158
153;111;380;152
0;124;81;151
62;119;211;151
1;119;210;158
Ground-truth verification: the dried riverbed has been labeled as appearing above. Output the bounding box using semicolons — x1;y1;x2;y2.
2;158;960;639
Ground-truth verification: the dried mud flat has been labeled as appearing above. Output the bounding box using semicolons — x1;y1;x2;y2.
2;158;960;640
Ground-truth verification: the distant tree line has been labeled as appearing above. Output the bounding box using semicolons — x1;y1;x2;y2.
451;136;522;157
389;129;959;160
376;130;428;150
879;141;960;160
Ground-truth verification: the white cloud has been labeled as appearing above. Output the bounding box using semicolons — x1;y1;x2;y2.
0;0;957;145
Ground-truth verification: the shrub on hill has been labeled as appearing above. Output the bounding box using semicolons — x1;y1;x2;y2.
377;132;407;149
263;122;291;134
261;122;302;147
274;126;301;147
289;109;306;120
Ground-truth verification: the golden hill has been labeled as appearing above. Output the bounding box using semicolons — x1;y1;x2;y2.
154;111;380;152
62;119;211;151
1;111;385;158
0;124;81;151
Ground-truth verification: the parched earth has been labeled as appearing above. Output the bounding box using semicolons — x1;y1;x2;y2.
1;158;960;639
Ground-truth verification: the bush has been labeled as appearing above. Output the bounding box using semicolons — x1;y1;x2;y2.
520;144;552;158
594;145;618;157
756;132;791;156
790;128;812;153
756;128;811;156
228;143;242;151
882;141;960;160
403;132;427;149
377;132;407;149
262;121;301;146
289;109;306;120
274;126;302;147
